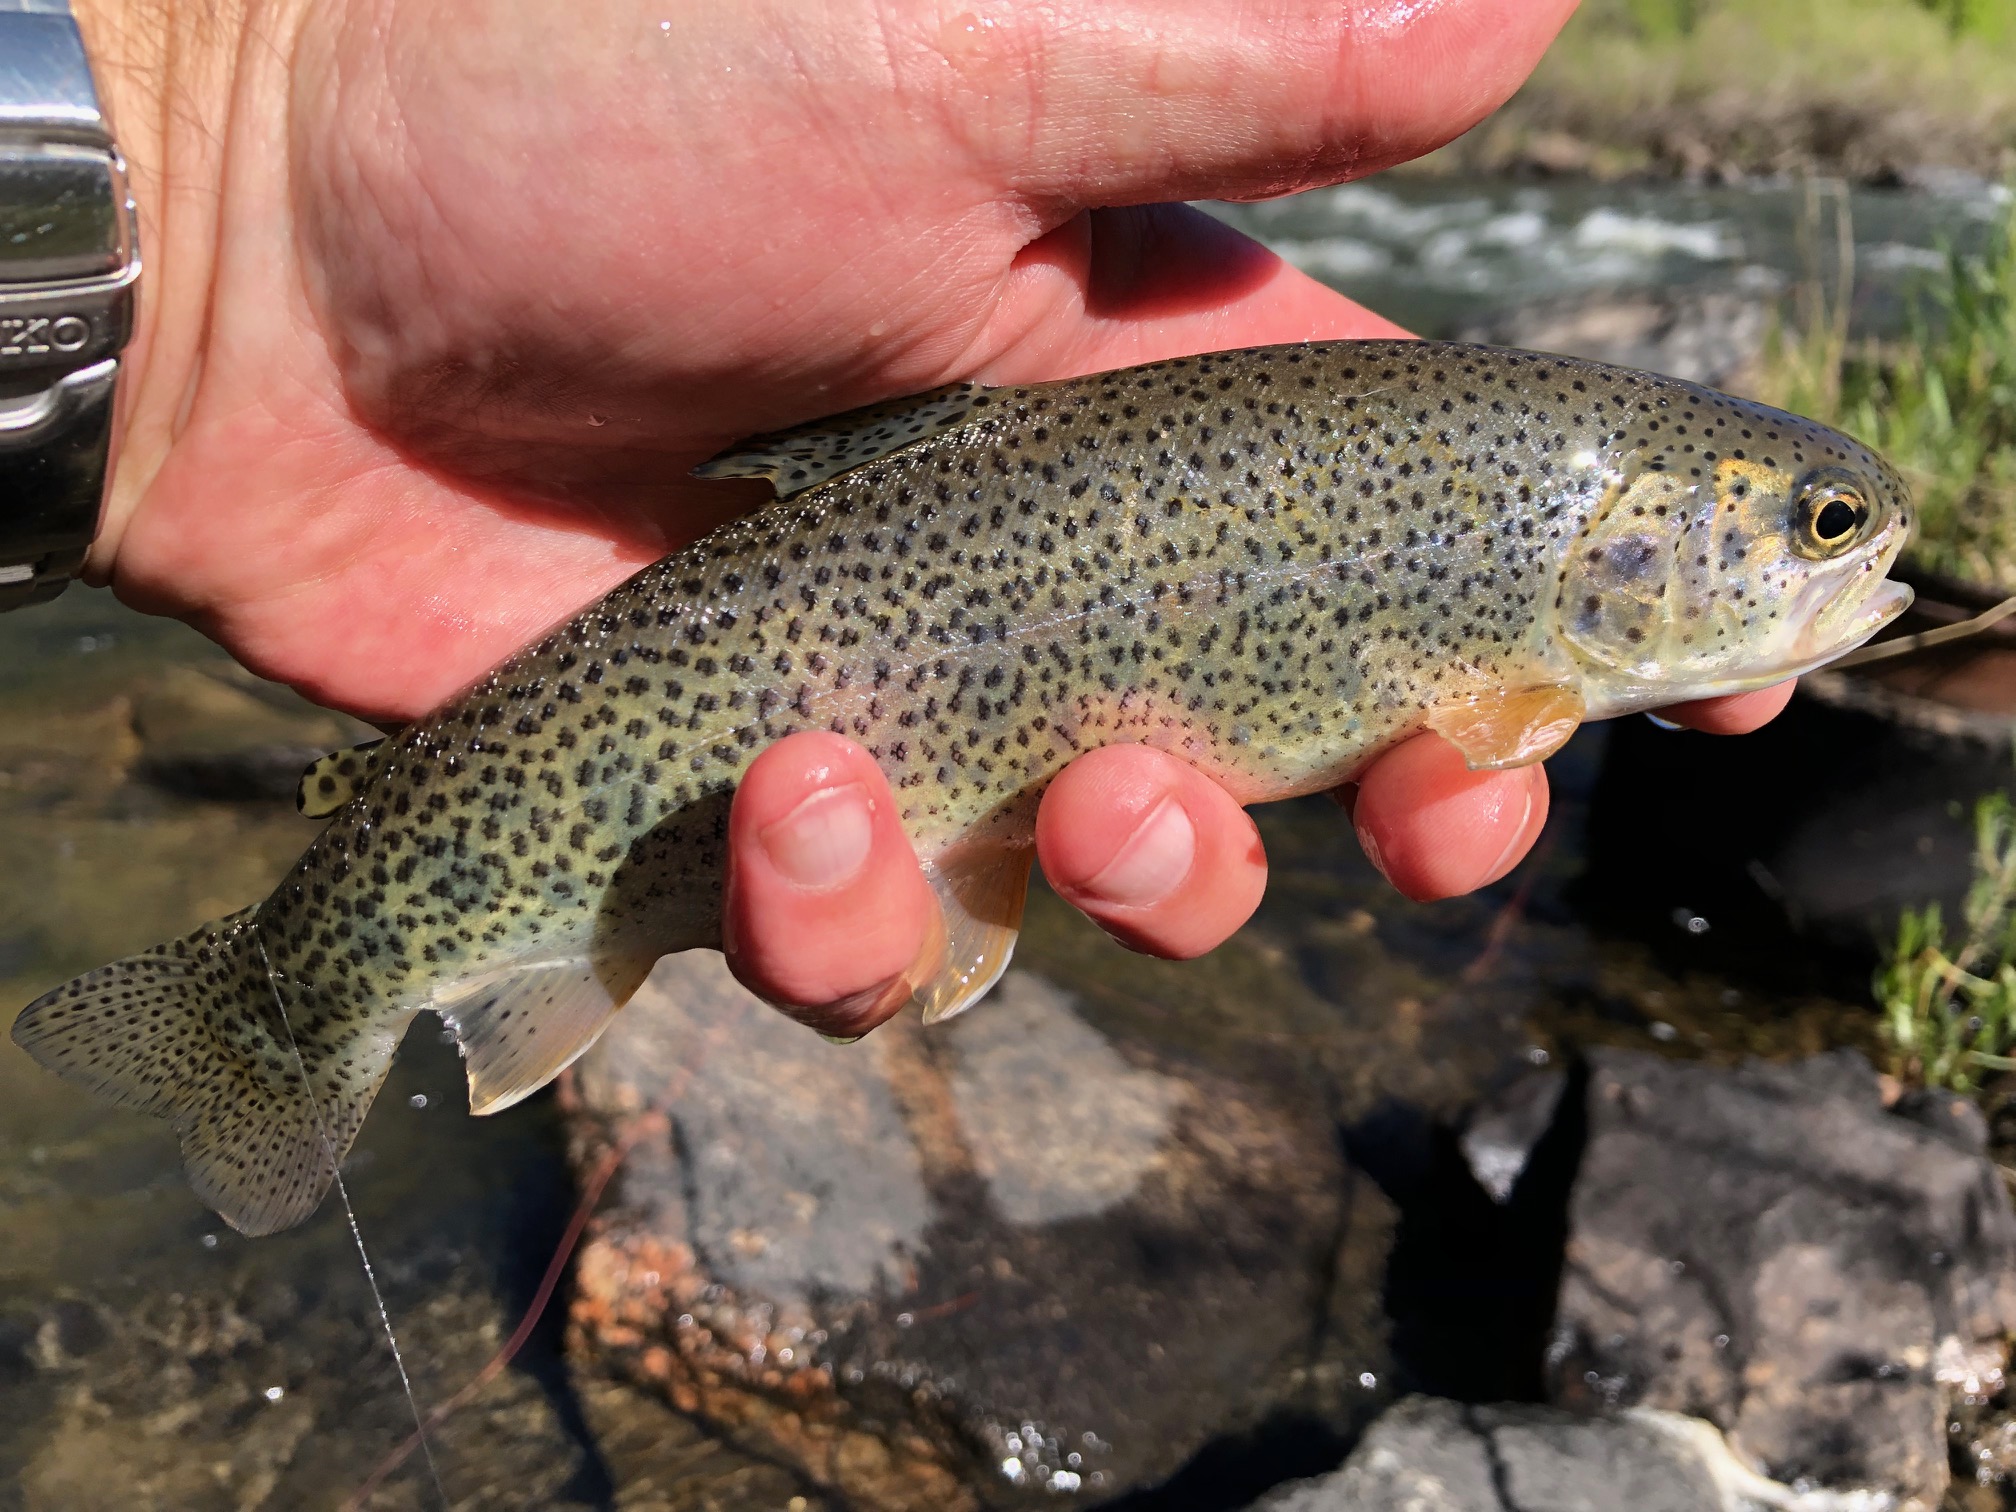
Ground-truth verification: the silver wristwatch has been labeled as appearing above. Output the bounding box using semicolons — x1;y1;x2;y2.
0;0;137;611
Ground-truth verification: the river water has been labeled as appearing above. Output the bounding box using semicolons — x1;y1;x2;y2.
1209;174;2006;339
0;176;2004;1511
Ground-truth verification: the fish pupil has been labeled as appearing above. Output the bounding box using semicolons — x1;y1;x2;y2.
1815;498;1858;541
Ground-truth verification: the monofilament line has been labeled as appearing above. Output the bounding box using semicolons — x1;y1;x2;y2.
253;927;448;1510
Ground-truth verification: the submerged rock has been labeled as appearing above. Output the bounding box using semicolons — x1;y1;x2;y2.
1547;1049;2016;1508
564;951;1394;1509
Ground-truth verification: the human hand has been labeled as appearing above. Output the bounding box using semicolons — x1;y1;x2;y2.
76;0;1788;1035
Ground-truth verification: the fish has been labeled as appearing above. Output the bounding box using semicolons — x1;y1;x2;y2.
10;340;1913;1235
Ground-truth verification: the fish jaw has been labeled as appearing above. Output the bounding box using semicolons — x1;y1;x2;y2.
1782;574;1913;671
1581;575;1912;718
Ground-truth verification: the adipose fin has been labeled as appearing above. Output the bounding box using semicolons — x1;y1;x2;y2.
297;738;386;818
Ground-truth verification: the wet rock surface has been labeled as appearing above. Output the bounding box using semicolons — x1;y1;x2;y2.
565;954;1396;1510
1546;1049;2016;1508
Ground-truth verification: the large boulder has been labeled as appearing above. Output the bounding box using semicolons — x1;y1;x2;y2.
564;950;1396;1509
1544;1049;2016;1508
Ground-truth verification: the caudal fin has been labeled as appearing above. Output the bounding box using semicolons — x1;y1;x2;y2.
10;907;417;1236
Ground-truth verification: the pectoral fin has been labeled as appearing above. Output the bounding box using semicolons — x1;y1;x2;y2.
297;738;385;817
434;955;655;1115
914;842;1036;1025
1426;685;1586;770
694;382;993;499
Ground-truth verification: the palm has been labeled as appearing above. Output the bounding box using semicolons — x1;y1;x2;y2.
101;0;1573;723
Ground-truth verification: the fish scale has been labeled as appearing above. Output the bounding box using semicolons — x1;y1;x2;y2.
11;340;1913;1235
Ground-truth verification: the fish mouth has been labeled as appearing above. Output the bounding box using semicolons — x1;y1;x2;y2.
1782;575;1914;675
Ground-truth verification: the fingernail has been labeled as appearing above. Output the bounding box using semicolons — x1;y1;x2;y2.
759;783;874;890
1481;778;1538;885
1083;796;1196;909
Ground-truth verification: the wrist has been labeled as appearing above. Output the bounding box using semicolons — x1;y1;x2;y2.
64;0;293;582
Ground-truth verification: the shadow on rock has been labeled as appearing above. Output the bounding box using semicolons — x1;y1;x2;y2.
1343;1063;1585;1407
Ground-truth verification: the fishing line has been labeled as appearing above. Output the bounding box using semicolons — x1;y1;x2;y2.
253;927;449;1510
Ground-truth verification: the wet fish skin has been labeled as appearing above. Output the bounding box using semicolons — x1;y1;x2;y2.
11;340;1912;1235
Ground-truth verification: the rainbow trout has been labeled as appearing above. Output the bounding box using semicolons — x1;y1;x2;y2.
12;341;1911;1234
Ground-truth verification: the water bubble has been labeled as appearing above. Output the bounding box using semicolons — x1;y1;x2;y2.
263;1385;285;1402
1649;1021;1678;1043
1359;1371;1378;1388
409;1093;428;1109
200;1233;219;1250
1713;1333;1730;1349
1525;1046;1551;1066
896;1312;915;1328
1048;1470;1082;1493
1669;907;1711;935
1000;1456;1026;1484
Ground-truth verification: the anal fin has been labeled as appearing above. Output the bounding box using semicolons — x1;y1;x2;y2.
297;738;386;817
914;842;1035;1025
434;955;654;1114
1426;684;1586;770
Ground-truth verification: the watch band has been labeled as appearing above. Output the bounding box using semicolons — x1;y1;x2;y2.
0;0;138;610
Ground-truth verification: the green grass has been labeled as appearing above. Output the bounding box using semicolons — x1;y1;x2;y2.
1427;0;2016;179
1552;0;2016;99
1758;188;2016;587
1877;792;2016;1091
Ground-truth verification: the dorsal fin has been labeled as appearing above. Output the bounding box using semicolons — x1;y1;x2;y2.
296;737;385;818
693;381;994;498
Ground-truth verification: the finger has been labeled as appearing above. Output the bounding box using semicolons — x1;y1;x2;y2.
1036;744;1267;959
1655;680;1797;735
722;731;938;1037
923;0;1580;208
1349;732;1549;903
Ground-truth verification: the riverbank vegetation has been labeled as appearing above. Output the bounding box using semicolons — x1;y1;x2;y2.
1878;792;2016;1091
1423;0;2016;183
1757;188;2016;587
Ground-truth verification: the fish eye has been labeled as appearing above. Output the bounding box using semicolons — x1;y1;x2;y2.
1792;476;1871;558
